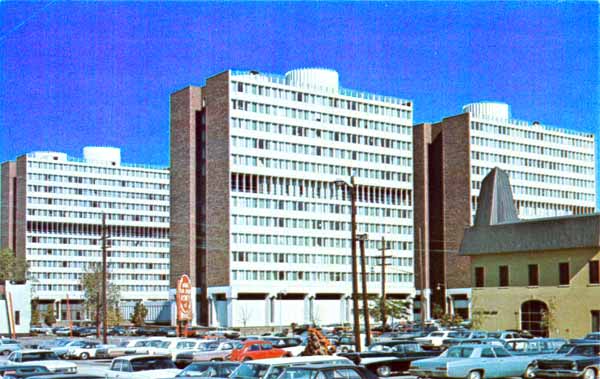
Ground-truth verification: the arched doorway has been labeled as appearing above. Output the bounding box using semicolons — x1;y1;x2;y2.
521;300;549;337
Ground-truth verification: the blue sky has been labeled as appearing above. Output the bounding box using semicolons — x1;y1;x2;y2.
0;2;598;206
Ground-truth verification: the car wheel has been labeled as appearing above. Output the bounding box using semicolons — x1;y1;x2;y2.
1;350;10;356
376;365;392;377
467;370;483;379
243;357;252;361
583;368;596;379
80;352;90;360
523;365;535;379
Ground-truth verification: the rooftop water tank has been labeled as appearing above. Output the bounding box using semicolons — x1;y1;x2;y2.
83;146;121;166
284;68;339;92
463;102;510;120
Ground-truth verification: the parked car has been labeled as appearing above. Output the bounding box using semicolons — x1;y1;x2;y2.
229;356;353;379
275;364;378;379
6;350;78;375
415;331;467;350
486;331;522;342
442;331;489;348
532;343;600;379
228;340;290;361
175;341;238;368
50;340;90;358
409;344;538;379
64;341;111;360
0;365;51;379
571;332;600;344
108;326;128;336
152;339;203;360
0;339;22;356
96;339;163;359
457;338;505;347
30;326;53;336
339;340;440;377
263;337;305;357
26;375;104;379
73;327;97;337
504;338;566;356
105;355;181;379
174;361;240;378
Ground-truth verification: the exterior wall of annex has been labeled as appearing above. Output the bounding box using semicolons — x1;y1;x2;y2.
0;147;170;322
413;102;596;320
170;68;417;327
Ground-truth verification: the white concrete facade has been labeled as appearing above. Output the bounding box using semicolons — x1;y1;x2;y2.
209;69;416;327
19;148;170;308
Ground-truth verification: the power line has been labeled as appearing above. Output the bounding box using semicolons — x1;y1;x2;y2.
0;1;56;44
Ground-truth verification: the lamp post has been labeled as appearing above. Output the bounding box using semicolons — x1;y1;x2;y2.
334;176;361;352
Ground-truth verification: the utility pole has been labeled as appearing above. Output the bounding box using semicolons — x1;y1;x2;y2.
335;176;361;352
101;213;108;344
358;234;371;347
378;237;389;328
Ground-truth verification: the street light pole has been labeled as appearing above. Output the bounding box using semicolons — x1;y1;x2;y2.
336;176;362;352
358;234;371;347
101;213;108;344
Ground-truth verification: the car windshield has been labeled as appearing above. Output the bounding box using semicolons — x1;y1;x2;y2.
118;342;130;347
131;357;176;371
231;363;269;379
71;341;86;347
584;334;600;340
447;332;465;338
148;340;164;347
445;347;474;358
233;342;245;349
556;344;574;354
196;343;219;352
569;345;599;356
158;341;172;348
55;340;71;347
396;344;421;352
487;333;501;338
23;352;60;361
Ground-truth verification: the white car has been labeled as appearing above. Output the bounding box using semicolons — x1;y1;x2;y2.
6;350;78;374
151;338;203;360
97;339;160;358
415;331;461;348
64;340;113;360
105;355;181;379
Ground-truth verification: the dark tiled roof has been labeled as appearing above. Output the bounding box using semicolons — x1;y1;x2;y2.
460;168;600;255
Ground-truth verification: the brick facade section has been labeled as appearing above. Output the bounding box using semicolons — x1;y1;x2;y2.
413;114;473;314
0;161;16;251
15;156;27;261
169;86;202;289
204;72;231;287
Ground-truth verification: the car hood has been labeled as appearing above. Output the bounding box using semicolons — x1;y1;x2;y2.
539;355;595;363
360;356;400;365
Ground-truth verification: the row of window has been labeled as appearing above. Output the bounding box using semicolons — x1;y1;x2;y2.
26;209;169;223
28;235;169;248
232;251;413;267
27;197;169;213
471;180;594;202
28;160;169;179
471;165;595;189
471;137;594;175
232;196;412;219
470;122;594;150
27;221;169;239
30;272;168;281
27;248;168;260
28;173;168;190
232;269;412;283
231;173;413;206
471;149;594;175
232;233;412;251
28;260;169;270
233;81;412;116
27;185;168;200
33;284;168;293
232;154;411;182
231;117;412;147
471;196;594;219
474;260;600;287
232;215;412;235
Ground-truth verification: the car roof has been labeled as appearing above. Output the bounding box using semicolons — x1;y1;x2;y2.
113;354;172;361
243;356;351;365
288;364;360;370
18;349;55;354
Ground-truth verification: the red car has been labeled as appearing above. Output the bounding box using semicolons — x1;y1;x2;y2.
229;340;291;361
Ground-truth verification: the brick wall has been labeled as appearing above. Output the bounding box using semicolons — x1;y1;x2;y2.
0;161;16;251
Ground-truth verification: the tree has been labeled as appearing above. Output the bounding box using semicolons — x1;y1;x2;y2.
43;306;56;326
363;295;411;326
0;248;28;282
130;301;148;327
80;264;120;326
31;300;41;326
239;305;252;327
108;307;123;327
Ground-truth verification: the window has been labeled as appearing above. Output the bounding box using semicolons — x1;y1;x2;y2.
475;267;485;287
589;260;599;284
559;262;570;285
14;311;20;325
592;311;600;332
481;348;495;358
528;264;539;286
499;266;509;287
